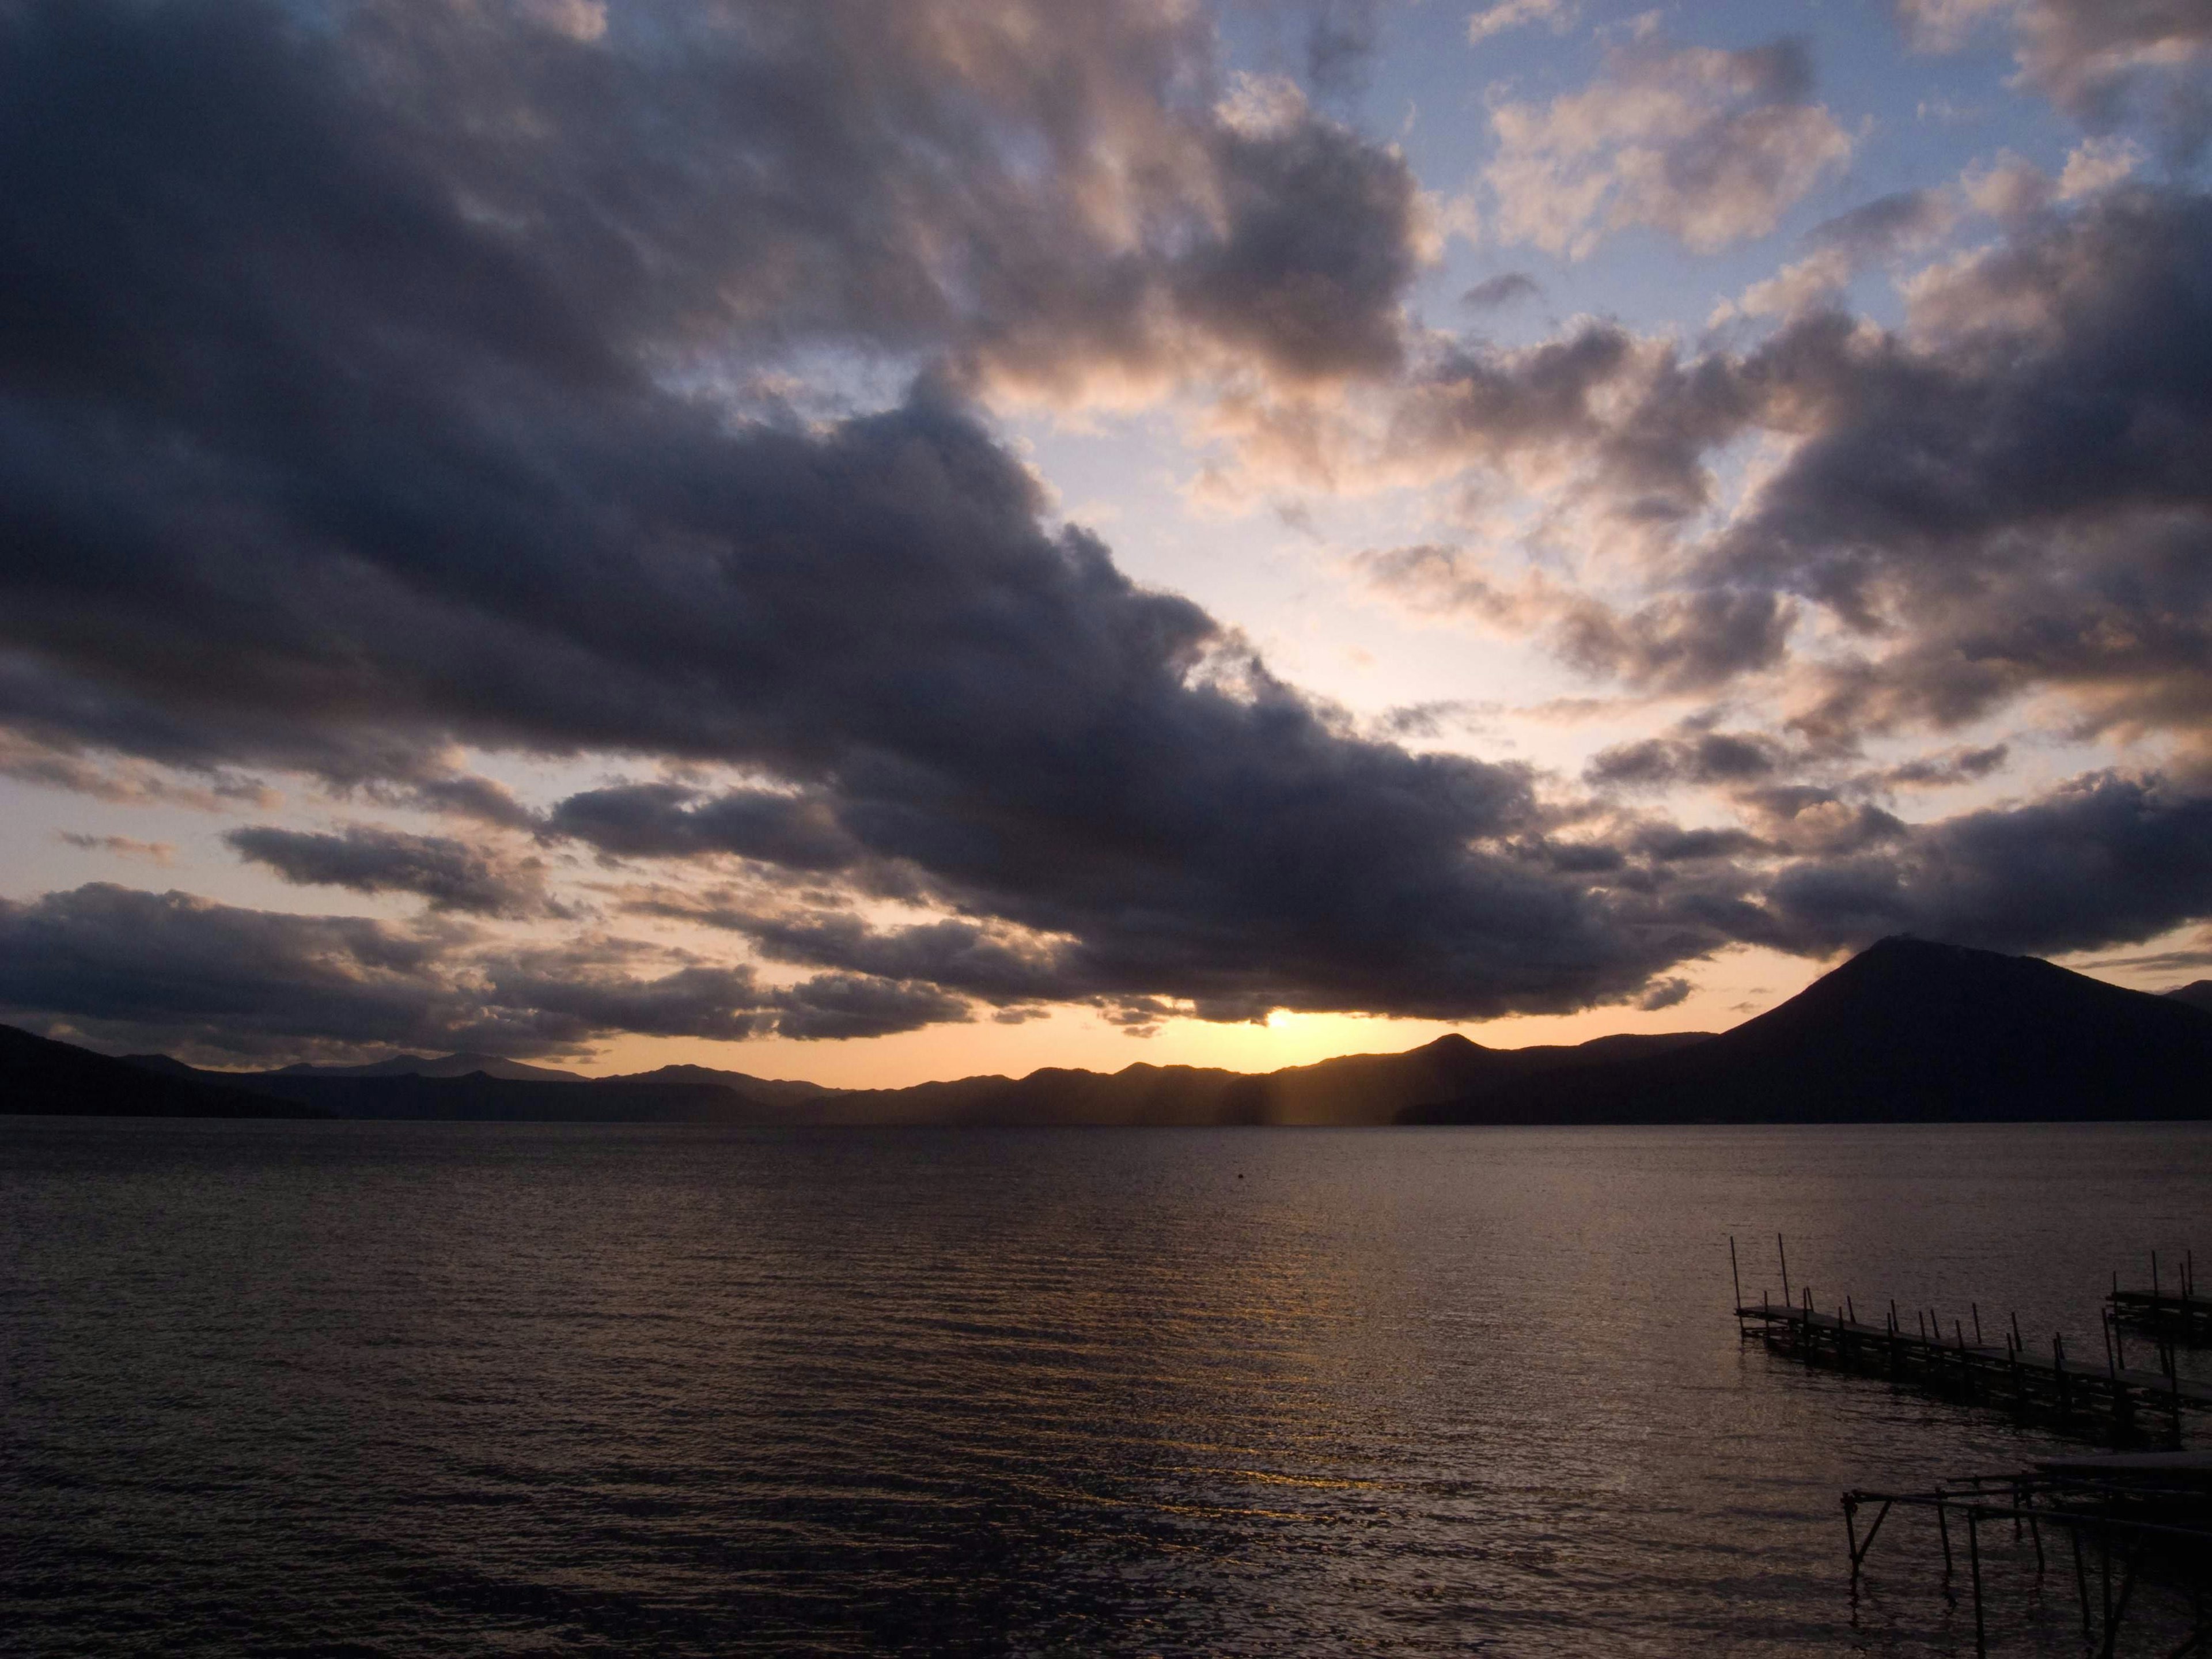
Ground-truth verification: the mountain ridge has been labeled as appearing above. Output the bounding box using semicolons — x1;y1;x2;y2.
12;1024;1709;1125
17;937;2207;1126
1403;937;2212;1124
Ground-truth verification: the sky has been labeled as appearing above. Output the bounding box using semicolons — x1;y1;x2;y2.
3;0;2211;1085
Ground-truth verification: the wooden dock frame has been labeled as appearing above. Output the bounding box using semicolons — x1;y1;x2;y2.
2110;1249;2212;1346
1732;1236;2211;1445
1842;1460;2212;1658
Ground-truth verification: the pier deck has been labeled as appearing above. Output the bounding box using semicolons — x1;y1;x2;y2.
2107;1251;2212;1344
1736;1296;2211;1437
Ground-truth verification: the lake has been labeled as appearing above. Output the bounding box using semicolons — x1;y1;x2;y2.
4;1119;2209;1655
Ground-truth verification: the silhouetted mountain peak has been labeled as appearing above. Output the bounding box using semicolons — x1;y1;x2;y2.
2165;979;2212;1014
1406;937;2212;1125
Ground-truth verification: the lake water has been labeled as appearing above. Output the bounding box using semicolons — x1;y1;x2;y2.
4;1119;2209;1656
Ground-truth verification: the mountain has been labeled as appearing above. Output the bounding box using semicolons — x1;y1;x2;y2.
1403;938;2212;1125
14;1023;1707;1125
271;1052;589;1083
2166;980;2212;1014
3;1024;326;1118
734;1031;1715;1127
1251;1029;1710;1126
599;1063;846;1108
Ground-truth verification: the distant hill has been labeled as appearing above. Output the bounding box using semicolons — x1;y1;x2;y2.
9;1023;1706;1125
1404;938;2212;1125
270;1051;589;1083
179;1069;786;1123
2167;980;2212;1014
600;1063;845;1108
772;1031;1713;1127
2;1024;325;1118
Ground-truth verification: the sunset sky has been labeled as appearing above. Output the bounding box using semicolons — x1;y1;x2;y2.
3;0;2210;1084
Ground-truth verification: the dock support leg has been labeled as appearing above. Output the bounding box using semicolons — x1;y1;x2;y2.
2071;1523;2092;1639
1967;1512;1986;1658
1730;1235;1744;1338
2099;1535;2136;1659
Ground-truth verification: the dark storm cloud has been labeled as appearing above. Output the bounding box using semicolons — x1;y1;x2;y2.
225;823;554;916
1585;729;1788;791
1390;324;1756;525
1554;590;1797;694
1866;744;2012;790
767;974;974;1041
0;884;470;1059
1587;726;2007;810
662;906;1080;1006
1394;187;2212;762
543;785;868;873
1762;772;2212;956
0;884;969;1059
1172;97;1422;381
1706;190;2212;744
8;0;2212;1050
1627;826;1768;864
0;0;1716;1029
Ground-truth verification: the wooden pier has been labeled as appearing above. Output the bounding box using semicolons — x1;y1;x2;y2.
2110;1250;2212;1345
1842;1453;2212;1657
1730;1237;2211;1444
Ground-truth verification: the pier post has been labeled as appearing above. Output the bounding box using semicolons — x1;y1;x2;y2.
1967;1511;1986;1658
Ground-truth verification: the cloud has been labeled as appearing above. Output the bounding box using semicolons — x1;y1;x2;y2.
1467;0;1576;47
1461;271;1543;310
0;0;1427;431
225;823;556;917
1586;728;1790;790
1718;189;1958;321
0;1;1745;1028
1168;79;1424;382
1486;37;1853;259
1866;744;2012;790
1372;187;2212;762
1761;771;2212;956
0;884;478;1060
1302;0;1382;100
7;0;2212;1048
543;785;869;874
1899;0;2212;158
1554;589;1797;694
1710;190;2212;745
1962;136;2145;224
55;832;176;866
0;883;971;1060
1356;546;1793;695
